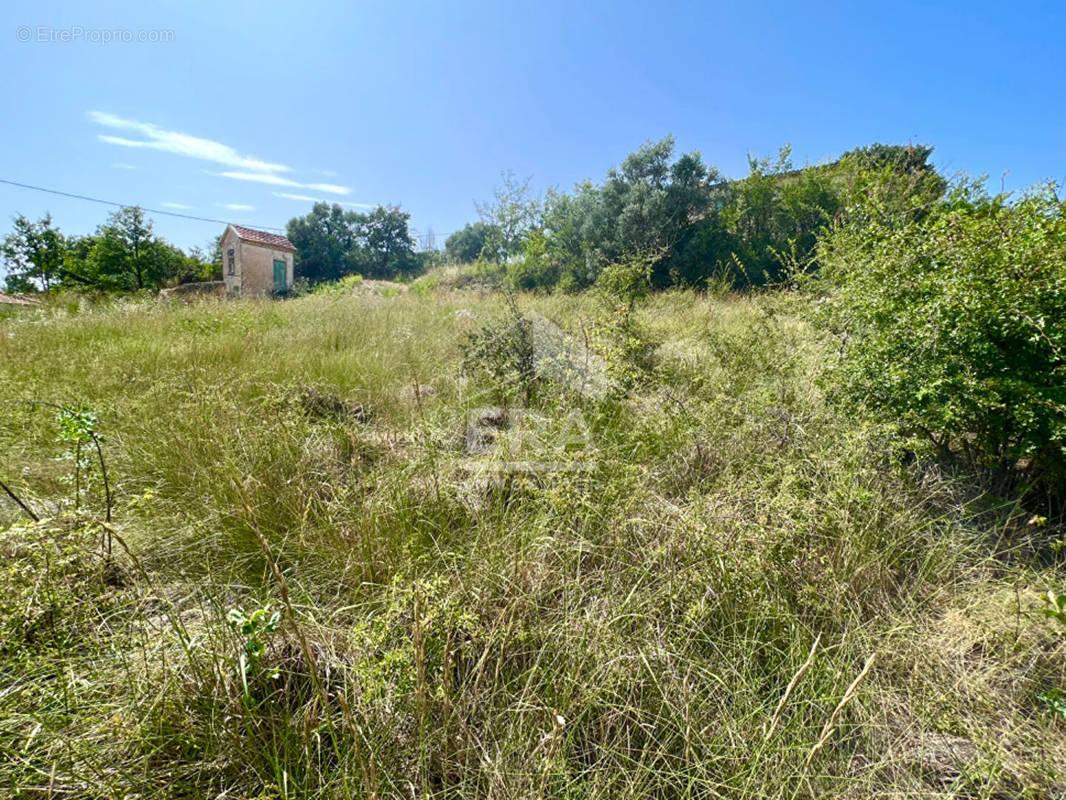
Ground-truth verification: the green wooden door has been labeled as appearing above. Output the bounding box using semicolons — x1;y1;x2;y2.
273;259;286;292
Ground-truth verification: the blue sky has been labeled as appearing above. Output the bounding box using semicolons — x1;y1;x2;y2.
1;0;1064;251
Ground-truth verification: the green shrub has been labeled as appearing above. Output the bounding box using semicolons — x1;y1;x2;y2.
506;229;559;291
460;294;538;402
311;273;364;296
816;180;1066;496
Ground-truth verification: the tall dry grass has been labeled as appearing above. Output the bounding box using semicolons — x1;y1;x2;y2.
0;287;1062;798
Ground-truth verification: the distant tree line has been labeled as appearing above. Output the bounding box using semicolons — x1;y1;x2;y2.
2;207;221;293
2;201;429;293
285;203;426;284
447;138;945;291
2;142;941;295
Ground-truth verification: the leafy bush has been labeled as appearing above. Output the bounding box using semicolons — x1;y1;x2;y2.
444;221;501;263
311;273;364;296
671;146;841;289
460;294;538;403
507;229;559;291
816;180;1066;496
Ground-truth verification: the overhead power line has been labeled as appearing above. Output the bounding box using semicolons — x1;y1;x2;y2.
0;178;286;232
0;178;465;247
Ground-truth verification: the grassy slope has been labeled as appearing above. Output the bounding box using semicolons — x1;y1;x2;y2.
0;288;1063;799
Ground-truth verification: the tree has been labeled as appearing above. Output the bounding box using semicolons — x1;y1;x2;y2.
540;136;717;289
475;171;542;262
3;208;228;293
507;228;558;290
836;143;946;225
60;235;100;288
189;235;224;281
286;203;364;283
87;207;175;291
523;137;944;292
287;203;421;283
705;146;841;287
1;214;67;291
358;206;418;279
445;222;499;263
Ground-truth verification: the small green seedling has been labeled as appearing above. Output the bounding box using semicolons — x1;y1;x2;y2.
228;605;281;698
1039;591;1066;632
228;605;281;660
1037;688;1066;720
1031;592;1066;722
56;406;98;447
56;406;99;510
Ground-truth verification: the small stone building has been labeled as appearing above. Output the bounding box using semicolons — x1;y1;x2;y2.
220;224;296;296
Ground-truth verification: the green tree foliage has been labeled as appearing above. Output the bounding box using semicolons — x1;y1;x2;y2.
188;235;224;282
60;234;100;288
838;142;944;190
286;203;362;284
690;146;841;288
817;179;1066;495
82;207;184;291
176;243;222;285
539;136;716;289
357;205;419;279
1;214;67;291
506;228;557;290
835;143;947;223
286;203;419;283
444;221;499;263
475;171;542;262
2;207;209;293
507;138;941;292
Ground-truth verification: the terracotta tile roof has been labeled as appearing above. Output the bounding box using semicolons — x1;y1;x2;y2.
230;224;296;251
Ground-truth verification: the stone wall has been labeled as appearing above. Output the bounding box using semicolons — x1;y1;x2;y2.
158;281;228;301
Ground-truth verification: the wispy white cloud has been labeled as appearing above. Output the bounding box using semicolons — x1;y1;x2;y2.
215;171;301;188
273;192;374;209
274;192;320;202
111;162;137;170
215;202;255;211
216;171;351;195
161;201;194;210
313;168;339;177
90;110;353;198
89;111;291;173
307;182;350;195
